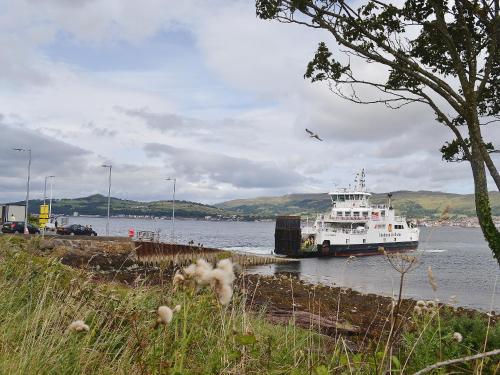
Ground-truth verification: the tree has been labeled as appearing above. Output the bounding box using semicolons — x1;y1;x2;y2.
256;0;500;263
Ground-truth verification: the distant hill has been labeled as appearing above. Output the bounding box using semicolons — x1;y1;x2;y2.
216;191;500;219
6;194;231;219
6;191;499;220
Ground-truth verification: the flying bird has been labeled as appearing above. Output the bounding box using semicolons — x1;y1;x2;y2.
305;128;323;141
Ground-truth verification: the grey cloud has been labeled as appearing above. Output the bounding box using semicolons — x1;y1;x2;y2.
0;121;92;200
83;121;117;137
119;107;193;133
144;142;304;189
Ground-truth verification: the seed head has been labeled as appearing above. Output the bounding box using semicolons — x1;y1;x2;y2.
68;320;89;333
452;332;463;343
173;271;185;287
157;306;174;325
427;266;437;292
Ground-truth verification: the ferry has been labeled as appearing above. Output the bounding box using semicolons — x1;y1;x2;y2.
274;170;419;257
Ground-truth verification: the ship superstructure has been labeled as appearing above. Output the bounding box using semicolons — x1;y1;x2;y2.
275;170;419;257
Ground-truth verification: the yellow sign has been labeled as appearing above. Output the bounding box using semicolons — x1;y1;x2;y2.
39;204;49;227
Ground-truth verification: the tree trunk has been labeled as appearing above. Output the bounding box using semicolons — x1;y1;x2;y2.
468;122;500;264
480;145;500;191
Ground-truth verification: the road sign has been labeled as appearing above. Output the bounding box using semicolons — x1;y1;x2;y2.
39;204;49;227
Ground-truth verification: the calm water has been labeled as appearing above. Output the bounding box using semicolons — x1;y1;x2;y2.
70;217;499;311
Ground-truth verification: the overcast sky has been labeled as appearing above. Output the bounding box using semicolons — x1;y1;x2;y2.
0;0;498;204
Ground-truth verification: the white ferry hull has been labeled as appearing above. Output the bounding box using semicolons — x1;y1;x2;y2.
298;240;418;257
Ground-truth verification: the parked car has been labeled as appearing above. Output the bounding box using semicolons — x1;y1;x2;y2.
1;221;40;234
56;224;97;236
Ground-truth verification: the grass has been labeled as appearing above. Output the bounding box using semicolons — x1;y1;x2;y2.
0;236;498;374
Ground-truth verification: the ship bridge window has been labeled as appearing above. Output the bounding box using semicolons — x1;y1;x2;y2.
353;211;360;217
336;211;343;217
339;195;345;202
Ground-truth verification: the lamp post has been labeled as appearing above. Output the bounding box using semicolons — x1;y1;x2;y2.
43;175;55;205
48;176;55;222
13;148;31;234
102;164;112;236
165;177;176;242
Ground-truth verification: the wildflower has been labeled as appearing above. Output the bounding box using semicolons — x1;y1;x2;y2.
174;304;181;312
217;258;235;282
427;266;437;291
426;300;437;309
195;259;214;286
452;332;463;343
68;320;89;333
217;284;233;305
183;263;197;277
416;300;426;307
157;306;174;325
413;305;422;315
172;271;185;287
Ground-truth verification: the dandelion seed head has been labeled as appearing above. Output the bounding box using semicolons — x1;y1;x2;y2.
157;306;174;324
68;320;89;333
416;300;426;307
452;332;463;342
174;304;181;312
413;306;422;315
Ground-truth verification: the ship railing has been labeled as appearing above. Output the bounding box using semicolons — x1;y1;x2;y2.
323;228;368;235
328;215;385;221
394;216;405;222
329;216;369;221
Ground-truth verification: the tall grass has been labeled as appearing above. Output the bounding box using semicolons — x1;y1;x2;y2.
0;237;331;374
0;236;497;374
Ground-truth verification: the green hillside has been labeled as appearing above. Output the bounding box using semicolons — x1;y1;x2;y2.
7;194;231;219
216;191;500;219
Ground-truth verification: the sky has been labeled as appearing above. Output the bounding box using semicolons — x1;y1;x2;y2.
0;0;498;204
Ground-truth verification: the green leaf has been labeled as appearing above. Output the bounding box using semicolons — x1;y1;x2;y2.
315;365;329;375
391;355;401;370
235;333;257;346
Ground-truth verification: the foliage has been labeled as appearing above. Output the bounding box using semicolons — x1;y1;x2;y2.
8;194;233;219
0;236;498;373
255;0;500;260
403;310;500;373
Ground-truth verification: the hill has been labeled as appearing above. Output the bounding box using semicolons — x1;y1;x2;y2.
216;191;500;219
7;194;232;219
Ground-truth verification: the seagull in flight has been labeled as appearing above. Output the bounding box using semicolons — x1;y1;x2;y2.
305;128;323;141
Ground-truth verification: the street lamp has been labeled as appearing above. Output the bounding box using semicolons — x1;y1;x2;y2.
165;177;176;242
13;148;31;234
43;175;55;205
48;176;55;222
102;164;112;236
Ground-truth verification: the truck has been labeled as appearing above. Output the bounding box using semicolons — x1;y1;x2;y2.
0;205;26;224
